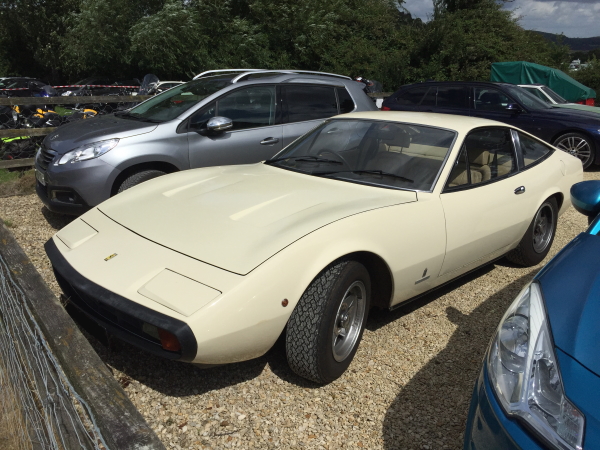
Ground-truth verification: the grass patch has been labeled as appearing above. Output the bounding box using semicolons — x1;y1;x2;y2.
0;169;36;197
3;220;14;228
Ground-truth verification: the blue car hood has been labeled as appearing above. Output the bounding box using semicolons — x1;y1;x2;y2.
536;233;600;377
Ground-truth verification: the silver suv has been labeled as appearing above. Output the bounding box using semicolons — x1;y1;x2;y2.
35;70;377;214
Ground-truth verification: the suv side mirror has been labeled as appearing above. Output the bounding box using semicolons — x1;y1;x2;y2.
207;116;233;133
506;103;523;113
571;180;600;228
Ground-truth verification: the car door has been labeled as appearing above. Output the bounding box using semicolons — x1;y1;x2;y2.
439;127;532;278
470;86;537;134
281;84;342;147
187;85;283;168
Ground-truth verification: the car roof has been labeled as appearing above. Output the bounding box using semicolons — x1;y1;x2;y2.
399;81;516;89
197;72;356;87
334;111;516;134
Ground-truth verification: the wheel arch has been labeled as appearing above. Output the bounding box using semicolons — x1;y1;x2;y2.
110;161;180;196
550;129;597;152
321;251;394;311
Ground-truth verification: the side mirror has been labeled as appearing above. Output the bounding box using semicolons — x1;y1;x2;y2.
571;180;600;227
506;103;523;113
206;116;233;133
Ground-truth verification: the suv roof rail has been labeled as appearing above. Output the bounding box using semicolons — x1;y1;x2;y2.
192;69;267;80
231;70;351;84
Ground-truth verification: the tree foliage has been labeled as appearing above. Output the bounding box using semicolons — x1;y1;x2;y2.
0;0;574;90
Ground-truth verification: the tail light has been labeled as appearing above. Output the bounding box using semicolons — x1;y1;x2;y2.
381;106;391;111
158;328;182;352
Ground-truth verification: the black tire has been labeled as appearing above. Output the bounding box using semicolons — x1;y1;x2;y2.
117;169;166;193
553;132;596;170
286;260;371;384
506;197;558;267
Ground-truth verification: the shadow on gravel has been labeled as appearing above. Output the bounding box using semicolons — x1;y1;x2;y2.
65;304;318;396
380;271;537;450
366;264;495;332
41;206;75;230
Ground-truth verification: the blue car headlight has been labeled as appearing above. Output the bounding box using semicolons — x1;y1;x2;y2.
488;282;585;450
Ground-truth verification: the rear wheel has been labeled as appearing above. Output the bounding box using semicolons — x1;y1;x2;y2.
506;198;558;266
286;260;370;384
117;169;166;193
553;132;595;169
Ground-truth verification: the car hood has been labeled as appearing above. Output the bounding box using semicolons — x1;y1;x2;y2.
44;114;158;153
536;232;600;377
536;106;600;123
552;103;600;115
97;164;416;275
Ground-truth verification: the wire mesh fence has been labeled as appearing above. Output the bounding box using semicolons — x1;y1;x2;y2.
0;95;152;165
0;251;106;450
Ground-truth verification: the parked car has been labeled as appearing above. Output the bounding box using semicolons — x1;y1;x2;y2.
35;69;376;214
45;111;582;383
0;77;50;97
58;77;140;97
381;81;600;169
519;83;600;113
156;81;183;94
463;179;600;450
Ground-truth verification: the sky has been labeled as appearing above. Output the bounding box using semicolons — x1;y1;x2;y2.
401;0;600;38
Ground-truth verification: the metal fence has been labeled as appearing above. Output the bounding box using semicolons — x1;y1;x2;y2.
0;223;165;450
0;96;152;169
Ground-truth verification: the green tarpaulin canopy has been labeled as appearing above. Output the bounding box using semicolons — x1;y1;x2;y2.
490;61;596;102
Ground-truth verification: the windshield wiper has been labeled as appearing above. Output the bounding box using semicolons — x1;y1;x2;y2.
265;155;343;165
316;170;414;183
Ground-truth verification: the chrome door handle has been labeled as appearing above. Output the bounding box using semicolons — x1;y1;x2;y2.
260;137;279;145
514;186;526;195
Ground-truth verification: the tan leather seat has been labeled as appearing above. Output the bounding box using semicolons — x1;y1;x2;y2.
468;149;492;183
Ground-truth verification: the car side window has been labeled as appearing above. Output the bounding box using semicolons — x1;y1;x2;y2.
446;128;517;189
473;88;512;111
518;131;553;167
337;88;355;114
284;85;338;123
437;86;469;108
189;102;216;129
394;86;429;106
216;85;277;131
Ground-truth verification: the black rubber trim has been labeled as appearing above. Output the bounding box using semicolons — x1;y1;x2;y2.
45;238;198;362
35;181;91;215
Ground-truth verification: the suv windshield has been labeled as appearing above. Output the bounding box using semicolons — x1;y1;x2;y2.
266;119;456;191
126;76;231;122
504;85;552;110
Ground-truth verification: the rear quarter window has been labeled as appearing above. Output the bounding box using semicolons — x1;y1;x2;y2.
395;86;430;106
518;132;553;167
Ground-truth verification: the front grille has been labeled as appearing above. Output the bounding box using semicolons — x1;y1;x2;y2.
38;145;57;170
53;267;161;347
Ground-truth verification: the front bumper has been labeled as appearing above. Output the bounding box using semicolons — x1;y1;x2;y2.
34;149;120;214
45;238;198;361
463;365;545;450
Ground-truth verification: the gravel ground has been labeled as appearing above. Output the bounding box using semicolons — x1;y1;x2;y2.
1;168;598;450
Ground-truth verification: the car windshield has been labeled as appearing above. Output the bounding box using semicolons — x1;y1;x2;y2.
266;119;456;191
0;79;26;89
126;76;231;122
504;85;552;110
541;86;568;104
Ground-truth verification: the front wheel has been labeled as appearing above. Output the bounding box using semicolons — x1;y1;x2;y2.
286;260;371;384
506;197;558;266
117;169;166;193
553;132;595;169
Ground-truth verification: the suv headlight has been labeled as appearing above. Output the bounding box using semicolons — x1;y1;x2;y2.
56;139;119;165
488;282;584;450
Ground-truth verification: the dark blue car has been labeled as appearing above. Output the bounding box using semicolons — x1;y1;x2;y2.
382;82;600;169
463;180;600;450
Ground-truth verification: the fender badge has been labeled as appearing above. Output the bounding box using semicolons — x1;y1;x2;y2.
104;253;117;261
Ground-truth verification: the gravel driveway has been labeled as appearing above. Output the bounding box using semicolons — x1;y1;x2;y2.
1;168;598;450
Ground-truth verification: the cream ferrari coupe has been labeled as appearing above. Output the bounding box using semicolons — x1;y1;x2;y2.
45;112;582;384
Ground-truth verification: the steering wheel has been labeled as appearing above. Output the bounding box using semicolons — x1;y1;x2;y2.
317;150;351;169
